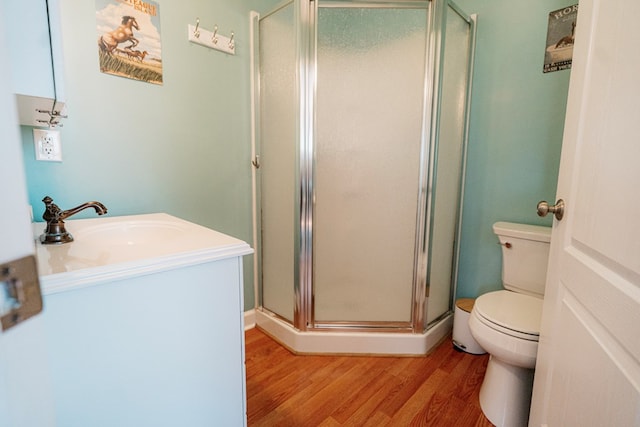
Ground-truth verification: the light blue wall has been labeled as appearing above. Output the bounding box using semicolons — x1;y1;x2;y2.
453;0;571;298
21;0;274;311
21;0;571;311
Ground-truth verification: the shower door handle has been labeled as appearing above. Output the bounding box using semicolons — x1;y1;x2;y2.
252;155;261;169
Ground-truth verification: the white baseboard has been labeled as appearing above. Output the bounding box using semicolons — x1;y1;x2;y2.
244;309;256;331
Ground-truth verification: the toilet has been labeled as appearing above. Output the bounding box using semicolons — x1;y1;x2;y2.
469;221;551;427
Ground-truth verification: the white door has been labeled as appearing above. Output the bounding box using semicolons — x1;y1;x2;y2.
0;4;56;426
529;0;640;425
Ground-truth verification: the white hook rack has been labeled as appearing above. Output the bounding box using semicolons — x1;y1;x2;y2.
188;19;235;55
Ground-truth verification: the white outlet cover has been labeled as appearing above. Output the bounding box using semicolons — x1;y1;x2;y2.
34;129;62;162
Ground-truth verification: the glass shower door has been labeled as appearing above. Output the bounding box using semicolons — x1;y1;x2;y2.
312;6;429;326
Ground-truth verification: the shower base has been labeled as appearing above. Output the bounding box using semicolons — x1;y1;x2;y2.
254;309;453;356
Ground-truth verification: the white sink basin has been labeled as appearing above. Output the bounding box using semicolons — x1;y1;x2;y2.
34;213;252;293
76;219;187;248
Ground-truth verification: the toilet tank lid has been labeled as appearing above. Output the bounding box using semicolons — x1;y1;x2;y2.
493;221;551;242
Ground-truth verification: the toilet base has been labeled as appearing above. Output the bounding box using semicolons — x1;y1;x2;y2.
479;355;534;427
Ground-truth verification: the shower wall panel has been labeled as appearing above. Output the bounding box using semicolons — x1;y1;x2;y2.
259;3;297;322
426;4;473;324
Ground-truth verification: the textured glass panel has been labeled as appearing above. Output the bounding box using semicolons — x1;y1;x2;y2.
259;4;296;322
313;8;428;323
426;6;471;324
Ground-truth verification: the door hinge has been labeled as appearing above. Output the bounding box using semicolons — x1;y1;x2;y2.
1;255;43;332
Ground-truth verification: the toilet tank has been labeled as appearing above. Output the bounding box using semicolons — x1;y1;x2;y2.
493;221;552;297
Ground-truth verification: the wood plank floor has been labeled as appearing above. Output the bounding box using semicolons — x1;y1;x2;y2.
245;328;494;426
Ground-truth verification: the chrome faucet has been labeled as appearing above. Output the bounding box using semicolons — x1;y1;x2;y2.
40;196;108;244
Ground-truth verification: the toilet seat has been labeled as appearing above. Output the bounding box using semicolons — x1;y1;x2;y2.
474;290;542;341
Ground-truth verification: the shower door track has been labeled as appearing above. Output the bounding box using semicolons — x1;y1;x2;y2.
259;304;416;333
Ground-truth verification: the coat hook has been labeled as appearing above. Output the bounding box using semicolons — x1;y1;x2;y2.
187;20;235;55
194;18;200;38
212;25;218;44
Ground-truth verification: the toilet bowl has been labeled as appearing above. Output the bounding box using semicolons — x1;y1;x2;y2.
469;222;551;427
469;290;543;426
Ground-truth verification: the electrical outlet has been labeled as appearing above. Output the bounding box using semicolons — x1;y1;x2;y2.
34;129;62;162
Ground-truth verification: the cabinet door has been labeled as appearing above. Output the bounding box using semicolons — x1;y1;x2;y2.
4;0;56;98
42;259;247;426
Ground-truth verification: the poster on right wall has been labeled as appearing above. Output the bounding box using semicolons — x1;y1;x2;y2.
543;4;578;73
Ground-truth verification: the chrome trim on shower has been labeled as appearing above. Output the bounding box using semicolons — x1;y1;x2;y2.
449;2;477;310
410;0;441;333
312;321;415;333
320;1;430;8
294;0;316;332
249;11;262;316
254;0;474;336
306;0;434;333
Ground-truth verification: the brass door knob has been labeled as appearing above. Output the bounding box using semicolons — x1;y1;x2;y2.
537;199;565;221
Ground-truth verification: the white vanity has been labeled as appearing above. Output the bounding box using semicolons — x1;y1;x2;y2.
34;213;252;427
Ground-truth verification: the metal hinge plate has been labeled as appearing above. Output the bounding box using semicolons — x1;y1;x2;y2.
1;255;43;332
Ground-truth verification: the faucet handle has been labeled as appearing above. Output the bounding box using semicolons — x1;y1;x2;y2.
42;196;62;222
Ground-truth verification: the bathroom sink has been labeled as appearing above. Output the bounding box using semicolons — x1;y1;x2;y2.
33;213;253;290
75;219;187;248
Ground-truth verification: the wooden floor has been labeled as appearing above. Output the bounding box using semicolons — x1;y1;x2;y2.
245;328;494;426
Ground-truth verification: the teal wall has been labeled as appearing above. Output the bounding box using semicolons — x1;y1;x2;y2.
21;0;274;311
453;0;571;298
21;0;571;311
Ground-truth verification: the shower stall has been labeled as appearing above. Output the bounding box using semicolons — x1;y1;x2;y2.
251;0;476;355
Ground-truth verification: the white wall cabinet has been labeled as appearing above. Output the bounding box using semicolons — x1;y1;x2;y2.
3;0;66;127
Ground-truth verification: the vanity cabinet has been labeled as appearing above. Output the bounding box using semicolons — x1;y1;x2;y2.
3;0;66;127
35;214;253;427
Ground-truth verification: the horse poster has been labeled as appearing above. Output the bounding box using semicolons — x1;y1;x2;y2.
96;0;163;85
543;4;578;73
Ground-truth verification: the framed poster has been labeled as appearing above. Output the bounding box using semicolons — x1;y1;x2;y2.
543;4;578;73
96;0;163;84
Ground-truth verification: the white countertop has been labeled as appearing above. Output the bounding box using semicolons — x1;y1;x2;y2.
33;213;253;295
